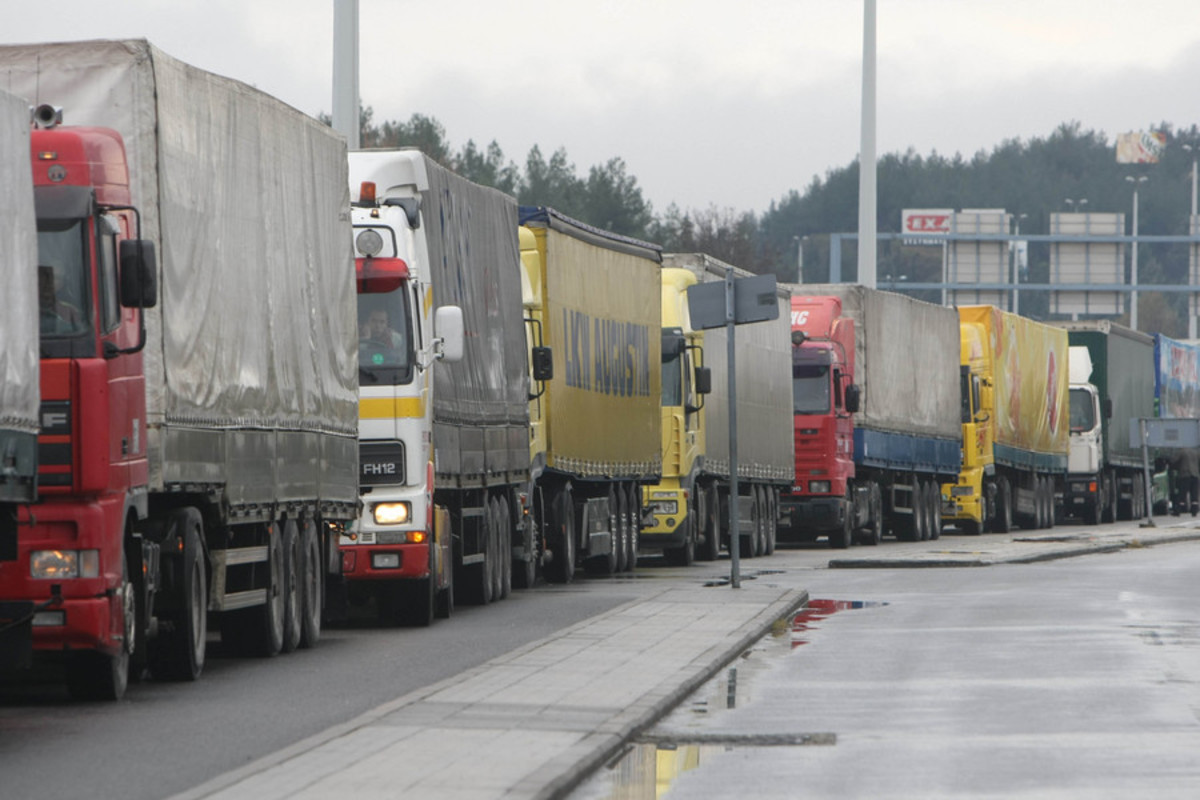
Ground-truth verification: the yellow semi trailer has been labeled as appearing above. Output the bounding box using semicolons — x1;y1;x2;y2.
943;305;1069;534
519;207;663;582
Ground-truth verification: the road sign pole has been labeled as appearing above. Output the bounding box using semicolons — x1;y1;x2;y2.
726;267;741;589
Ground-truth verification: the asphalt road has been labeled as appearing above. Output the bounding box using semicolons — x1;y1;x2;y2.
0;579;638;800
575;541;1200;798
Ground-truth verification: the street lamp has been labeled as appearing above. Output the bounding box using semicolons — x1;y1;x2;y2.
1064;198;1089;213
1126;175;1149;331
1183;144;1198;218
1012;213;1028;315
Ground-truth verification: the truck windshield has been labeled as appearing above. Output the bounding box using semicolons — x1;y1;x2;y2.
358;290;414;384
793;364;831;414
1069;388;1095;432
37;219;90;338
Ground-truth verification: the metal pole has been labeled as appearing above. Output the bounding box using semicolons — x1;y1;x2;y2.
1131;186;1139;331
332;0;360;149
797;238;805;284
857;0;877;289
1140;419;1156;527
725;267;740;588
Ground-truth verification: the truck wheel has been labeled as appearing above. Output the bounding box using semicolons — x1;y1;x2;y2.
860;483;883;545
298;519;323;648
617;486;634;572
609;489;626;573
625;483;640;571
223;522;284;656
697;486;720;561
991;479;1013;534
485;497;500;603
1101;474;1117;523
829;491;853;549
665;486;696;567
927;481;942;540
546;486;575;584
740;492;758;558
765;489;778;555
66;548;134;701
280;519;302;653
405;574;435;627
150;508;207;680
499;495;513;599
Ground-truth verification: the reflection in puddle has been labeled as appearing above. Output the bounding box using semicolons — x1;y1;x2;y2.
785;598;889;648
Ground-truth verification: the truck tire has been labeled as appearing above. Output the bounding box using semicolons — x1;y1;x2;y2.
765;489;778;555
912;480;929;541
829;491;853;549
860;483;883;545
625;483;640;571
487;496;501;603
405;573;435;627
222;522;285;657
697;485;720;561
546;485;575;584
499;494;513;599
66;545;135;701
149;508;207;680
298;518;323;648
1102;473;1117;524
618;486;635;572
513;493;537;591
991;479;1013;534
586;491;619;575
664;486;696;567
609;488;626;573
280;519;302;654
741;492;760;557
927;481;942;540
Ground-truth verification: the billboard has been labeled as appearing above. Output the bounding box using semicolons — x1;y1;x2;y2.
1116;131;1166;164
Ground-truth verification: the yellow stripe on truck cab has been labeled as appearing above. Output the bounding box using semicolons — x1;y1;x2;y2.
360;397;425;419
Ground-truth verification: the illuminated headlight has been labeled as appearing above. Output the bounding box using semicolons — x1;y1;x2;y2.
356;228;385;257
809;481;831;494
372;502;411;525
651;500;678;515
30;549;99;579
951;486;973;497
372;553;401;569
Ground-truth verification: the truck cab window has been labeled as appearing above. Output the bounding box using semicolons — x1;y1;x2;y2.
358;290;415;384
1069;388;1095;432
661;350;683;407
37;219;90;337
792;364;831;414
97;215;121;332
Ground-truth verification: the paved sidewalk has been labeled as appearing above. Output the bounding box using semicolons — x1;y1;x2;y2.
172;578;808;800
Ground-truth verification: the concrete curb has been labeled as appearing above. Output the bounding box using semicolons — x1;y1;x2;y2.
829;528;1200;569
530;587;809;800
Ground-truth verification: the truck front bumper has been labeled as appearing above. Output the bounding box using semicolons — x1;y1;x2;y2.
778;495;845;537
339;542;430;580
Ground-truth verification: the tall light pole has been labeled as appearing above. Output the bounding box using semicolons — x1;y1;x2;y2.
1126;175;1148;331
1064;198;1089;213
792;235;808;283
1187;145;1199;338
857;0;877;288
1012;212;1027;315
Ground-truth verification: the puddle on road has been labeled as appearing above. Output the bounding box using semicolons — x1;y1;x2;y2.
784;598;889;647
571;599;882;798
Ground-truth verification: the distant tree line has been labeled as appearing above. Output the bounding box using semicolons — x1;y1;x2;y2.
331;108;1200;336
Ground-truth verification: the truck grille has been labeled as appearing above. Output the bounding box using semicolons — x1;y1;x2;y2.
37;401;72;488
360;441;406;487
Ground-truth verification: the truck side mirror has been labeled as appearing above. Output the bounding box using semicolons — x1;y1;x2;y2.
434;305;464;363
845;383;861;414
119;239;157;308
694;365;712;395
532;346;553;381
1102;397;1113;419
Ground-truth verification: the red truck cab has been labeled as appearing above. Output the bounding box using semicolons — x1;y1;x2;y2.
778;295;858;545
0;106;156;698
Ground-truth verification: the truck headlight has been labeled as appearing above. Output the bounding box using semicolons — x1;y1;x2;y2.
651;500;678;515
809;481;831;494
372;502;411;525
30;549;100;579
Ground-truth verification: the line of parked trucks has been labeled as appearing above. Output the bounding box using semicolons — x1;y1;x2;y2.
3;39;1199;702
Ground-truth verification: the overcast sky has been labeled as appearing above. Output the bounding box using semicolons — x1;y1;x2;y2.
6;1;1199;214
